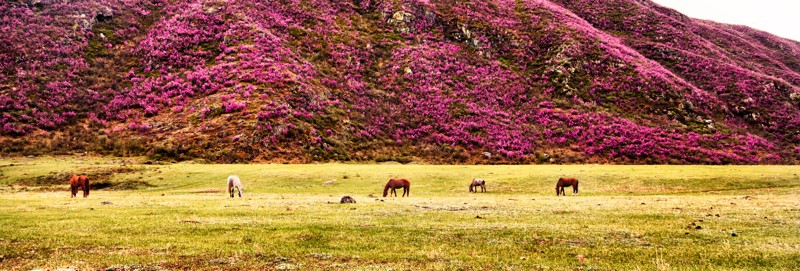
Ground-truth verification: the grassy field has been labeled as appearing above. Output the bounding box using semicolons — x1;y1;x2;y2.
0;156;799;270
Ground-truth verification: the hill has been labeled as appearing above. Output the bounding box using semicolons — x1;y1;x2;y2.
2;0;799;163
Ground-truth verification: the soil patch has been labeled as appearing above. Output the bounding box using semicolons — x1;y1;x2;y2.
14;166;153;190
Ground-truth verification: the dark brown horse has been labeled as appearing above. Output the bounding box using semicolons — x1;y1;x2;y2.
69;175;90;198
556;177;578;196
469;178;486;193
383;178;410;197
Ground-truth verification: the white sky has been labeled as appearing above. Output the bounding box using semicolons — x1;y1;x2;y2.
650;0;800;42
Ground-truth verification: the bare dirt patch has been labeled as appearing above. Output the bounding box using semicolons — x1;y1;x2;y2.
190;189;224;194
14;166;154;190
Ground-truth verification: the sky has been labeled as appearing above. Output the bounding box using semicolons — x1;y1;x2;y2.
650;0;800;41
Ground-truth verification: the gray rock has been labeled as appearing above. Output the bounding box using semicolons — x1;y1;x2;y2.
340;196;356;203
387;11;415;34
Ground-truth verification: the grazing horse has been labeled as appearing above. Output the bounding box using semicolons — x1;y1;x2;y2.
383;178;410;197
227;175;244;198
556;177;579;196
69;175;90;198
469;178;486;193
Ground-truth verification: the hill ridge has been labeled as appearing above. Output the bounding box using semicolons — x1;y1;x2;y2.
1;0;798;164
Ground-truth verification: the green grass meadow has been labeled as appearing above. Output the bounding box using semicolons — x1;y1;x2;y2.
1;156;799;270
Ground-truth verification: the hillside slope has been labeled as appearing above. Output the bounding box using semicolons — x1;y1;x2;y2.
1;0;799;163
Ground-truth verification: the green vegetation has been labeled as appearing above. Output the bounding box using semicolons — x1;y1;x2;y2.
1;156;799;270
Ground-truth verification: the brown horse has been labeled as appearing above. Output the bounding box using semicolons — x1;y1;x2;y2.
469;178;486;193
69;175;90;198
556;177;578;196
383;178;410;197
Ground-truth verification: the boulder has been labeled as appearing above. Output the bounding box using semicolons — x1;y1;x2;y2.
340;196;356;203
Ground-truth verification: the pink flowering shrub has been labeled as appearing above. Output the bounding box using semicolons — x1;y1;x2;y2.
0;0;163;134
2;0;797;163
549;0;800;148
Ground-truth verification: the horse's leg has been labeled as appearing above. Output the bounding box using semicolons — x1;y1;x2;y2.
71;186;77;198
481;184;485;192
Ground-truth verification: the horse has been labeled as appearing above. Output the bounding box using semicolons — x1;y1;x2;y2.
340;196;356;203
556;177;579;196
69;175;90;198
469;178;486;193
383;178;410;197
227;175;244;198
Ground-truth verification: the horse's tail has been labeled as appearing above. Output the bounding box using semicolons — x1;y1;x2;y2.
574;180;579;194
556;180;561;195
84;177;90;196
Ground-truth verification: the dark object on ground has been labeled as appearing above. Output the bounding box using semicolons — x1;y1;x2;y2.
340;196;356;203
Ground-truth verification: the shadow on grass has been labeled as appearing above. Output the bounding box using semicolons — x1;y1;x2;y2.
13;166;154;190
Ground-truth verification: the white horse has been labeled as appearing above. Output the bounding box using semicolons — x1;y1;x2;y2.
227;175;244;198
469;178;486;193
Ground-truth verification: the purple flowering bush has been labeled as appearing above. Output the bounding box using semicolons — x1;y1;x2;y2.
1;0;163;134
1;0;797;163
